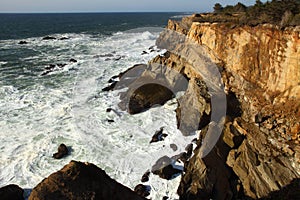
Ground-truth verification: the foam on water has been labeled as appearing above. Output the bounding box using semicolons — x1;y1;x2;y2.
0;28;195;199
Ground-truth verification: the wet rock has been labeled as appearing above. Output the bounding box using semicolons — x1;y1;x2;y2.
42;36;56;40
29;161;146;200
57;63;67;68
69;58;77;63
102;81;117;92
52;143;69;159
0;184;24;200
134;184;150;198
59;37;69;40
150;127;167;143
18;41;28;45
106;108;112;112
151;156;182;180
141;171;150;182
141;51;148;55
107;119;115;123
172;152;189;163
170;143;178;151
185;143;193;158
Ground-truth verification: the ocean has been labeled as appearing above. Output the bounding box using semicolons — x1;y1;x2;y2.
0;13;194;199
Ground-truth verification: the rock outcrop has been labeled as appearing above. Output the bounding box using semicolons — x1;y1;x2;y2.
150;16;300;199
52;143;69;159
28;161;146;200
0;184;24;200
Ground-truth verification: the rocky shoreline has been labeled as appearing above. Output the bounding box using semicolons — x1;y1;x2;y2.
1;14;299;200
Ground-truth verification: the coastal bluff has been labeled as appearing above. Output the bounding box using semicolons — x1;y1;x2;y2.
152;15;300;199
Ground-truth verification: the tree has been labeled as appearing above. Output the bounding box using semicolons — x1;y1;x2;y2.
255;0;263;6
214;3;223;13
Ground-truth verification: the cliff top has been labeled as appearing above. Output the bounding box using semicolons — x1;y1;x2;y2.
186;0;300;28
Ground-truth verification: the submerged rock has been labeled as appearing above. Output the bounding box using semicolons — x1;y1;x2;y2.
42;36;56;40
0;184;24;200
29;161;146;200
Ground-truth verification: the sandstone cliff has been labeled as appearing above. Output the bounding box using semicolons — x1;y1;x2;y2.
151;17;300;199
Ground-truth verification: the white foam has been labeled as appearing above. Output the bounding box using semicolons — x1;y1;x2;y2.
0;29;194;199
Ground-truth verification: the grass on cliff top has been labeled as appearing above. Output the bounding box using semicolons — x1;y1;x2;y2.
192;0;300;28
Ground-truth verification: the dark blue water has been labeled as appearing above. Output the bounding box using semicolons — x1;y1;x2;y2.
0;13;182;40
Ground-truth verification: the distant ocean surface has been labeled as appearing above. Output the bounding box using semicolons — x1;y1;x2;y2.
0;13;193;199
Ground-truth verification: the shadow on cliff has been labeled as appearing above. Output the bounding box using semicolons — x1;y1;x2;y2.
256;178;300;200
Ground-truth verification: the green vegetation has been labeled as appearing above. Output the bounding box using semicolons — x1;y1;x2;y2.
196;0;300;27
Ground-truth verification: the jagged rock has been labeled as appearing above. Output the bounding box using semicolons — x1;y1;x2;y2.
18;41;27;44
150;127;167;143
151;156;182;180
0;184;24;200
52;143;69;159
29;161;146;200
177;124;232;200
141;171;150;182
134;184;150;197
228;120;300;199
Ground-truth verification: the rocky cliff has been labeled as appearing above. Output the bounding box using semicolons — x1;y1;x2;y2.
151;16;300;199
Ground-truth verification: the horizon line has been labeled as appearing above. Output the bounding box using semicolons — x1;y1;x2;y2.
0;11;200;14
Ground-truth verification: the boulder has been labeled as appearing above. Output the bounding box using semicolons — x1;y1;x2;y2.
170;143;178;151
141;171;150;182
29;161;146;200
0;184;24;200
128;83;174;114
52;143;69;159
134;184;150;198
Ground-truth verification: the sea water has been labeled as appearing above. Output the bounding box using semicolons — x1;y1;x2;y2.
0;13;195;199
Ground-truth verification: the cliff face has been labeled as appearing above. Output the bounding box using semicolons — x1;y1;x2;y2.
153;18;300;199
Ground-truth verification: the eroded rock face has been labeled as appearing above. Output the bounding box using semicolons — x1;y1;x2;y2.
28;161;146;200
151;17;300;199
